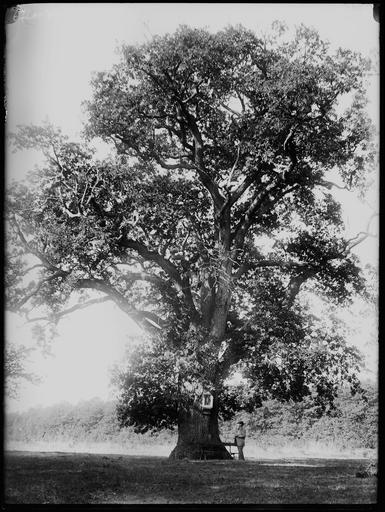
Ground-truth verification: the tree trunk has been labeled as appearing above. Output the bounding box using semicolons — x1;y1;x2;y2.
169;404;231;460
169;250;233;461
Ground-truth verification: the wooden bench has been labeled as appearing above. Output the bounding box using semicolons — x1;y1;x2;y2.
196;443;238;460
223;441;238;459
198;444;219;460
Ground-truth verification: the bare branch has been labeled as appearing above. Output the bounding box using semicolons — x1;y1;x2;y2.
345;232;376;252
230;171;257;205
365;212;379;232
344;213;379;253
26;290;163;332
315;180;349;191
26;296;112;323
226;144;241;188
236;91;246;113
219;102;241;118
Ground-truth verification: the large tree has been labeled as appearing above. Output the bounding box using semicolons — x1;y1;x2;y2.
6;25;376;459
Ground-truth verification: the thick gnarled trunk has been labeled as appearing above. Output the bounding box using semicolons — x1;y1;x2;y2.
169;404;231;460
169;245;233;460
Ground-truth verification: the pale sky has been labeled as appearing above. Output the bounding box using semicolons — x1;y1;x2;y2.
5;4;379;413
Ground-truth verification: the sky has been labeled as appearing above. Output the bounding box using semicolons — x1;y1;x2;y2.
5;3;379;413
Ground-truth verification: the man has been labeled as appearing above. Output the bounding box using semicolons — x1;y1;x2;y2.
234;420;246;460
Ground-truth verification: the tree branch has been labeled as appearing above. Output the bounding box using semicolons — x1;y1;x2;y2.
284;271;316;308
219;102;242;118
153;154;196;171
343;213;378;253
226;144;241;188
160;91;226;210
282;125;298;179
181;79;205;104
75;278;167;331
120;239;183;283
118;238;201;323
315;180;349;191
13;270;67;310
18;264;46;277
26;296;113;323
229;170;258;206
120;270;167;289
233;182;299;248
233;258;313;281
236;91;246;113
11;215;57;270
232;181;278;247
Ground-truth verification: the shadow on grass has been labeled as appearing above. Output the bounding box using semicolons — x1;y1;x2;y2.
4;451;377;504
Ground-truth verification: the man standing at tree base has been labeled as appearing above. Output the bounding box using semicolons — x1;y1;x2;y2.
235;421;246;460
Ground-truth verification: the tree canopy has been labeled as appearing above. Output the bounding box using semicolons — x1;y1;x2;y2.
6;24;376;444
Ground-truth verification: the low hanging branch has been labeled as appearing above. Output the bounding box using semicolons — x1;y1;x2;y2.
75;277;167;331
25;296;113;324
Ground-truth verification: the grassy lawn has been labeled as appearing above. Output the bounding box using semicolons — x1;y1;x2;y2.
4;451;377;504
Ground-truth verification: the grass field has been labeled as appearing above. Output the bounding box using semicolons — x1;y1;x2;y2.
4;451;377;504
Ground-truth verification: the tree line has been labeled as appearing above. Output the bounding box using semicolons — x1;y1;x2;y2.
6;383;377;451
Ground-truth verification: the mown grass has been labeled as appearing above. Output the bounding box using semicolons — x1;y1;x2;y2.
4;451;377;504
